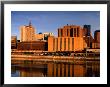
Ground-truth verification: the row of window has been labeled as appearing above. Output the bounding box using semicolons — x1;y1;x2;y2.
58;28;80;37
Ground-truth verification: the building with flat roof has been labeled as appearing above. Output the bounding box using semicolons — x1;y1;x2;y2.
11;36;17;49
92;30;100;48
48;24;87;52
35;32;54;41
83;25;93;48
17;41;48;51
35;33;44;41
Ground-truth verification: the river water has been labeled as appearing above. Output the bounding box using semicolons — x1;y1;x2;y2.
11;61;100;77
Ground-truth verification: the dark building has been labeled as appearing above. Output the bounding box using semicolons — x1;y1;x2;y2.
92;30;100;48
94;30;100;43
83;25;93;48
17;41;48;51
83;25;91;36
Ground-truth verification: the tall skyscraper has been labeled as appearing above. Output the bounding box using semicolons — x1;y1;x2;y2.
83;25;93;48
83;25;91;36
20;21;36;42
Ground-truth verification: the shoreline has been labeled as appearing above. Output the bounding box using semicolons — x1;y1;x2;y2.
11;54;100;65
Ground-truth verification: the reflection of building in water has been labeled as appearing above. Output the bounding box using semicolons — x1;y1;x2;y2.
85;63;100;77
47;63;86;77
19;68;44;77
11;62;100;77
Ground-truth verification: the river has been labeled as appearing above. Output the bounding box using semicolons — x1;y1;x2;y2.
11;60;100;77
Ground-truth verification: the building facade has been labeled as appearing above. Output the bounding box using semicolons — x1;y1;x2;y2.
11;36;17;49
35;32;53;41
48;24;87;52
20;22;36;42
17;41;48;51
83;25;93;48
43;32;53;40
48;36;86;52
58;24;83;37
35;33;44;40
92;30;100;48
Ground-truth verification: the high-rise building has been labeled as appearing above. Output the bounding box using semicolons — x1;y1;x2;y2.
92;30;100;48
94;30;100;43
83;25;93;48
83;25;91;36
20;21;36;42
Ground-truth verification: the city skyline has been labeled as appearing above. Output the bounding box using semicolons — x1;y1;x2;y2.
11;11;100;40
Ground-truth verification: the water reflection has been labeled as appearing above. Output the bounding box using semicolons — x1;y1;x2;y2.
11;62;100;77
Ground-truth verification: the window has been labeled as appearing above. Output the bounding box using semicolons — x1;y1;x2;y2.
64;38;66;51
60;38;62;51
74;28;76;37
70;28;73;37
68;38;70;51
53;38;55;51
56;38;58;51
77;28;79;37
72;38;74;50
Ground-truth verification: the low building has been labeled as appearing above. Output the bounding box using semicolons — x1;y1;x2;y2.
11;36;17;49
17;41;48;51
43;32;53;40
35;32;54;41
35;33;44;40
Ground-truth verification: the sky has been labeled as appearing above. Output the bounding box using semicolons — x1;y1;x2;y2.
11;11;100;40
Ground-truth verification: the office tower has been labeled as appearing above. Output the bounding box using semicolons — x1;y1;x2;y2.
83;25;93;48
20;21;35;42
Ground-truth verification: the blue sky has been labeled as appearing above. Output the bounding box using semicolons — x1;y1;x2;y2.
11;11;100;40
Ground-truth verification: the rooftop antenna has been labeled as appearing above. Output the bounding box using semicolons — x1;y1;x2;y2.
29;20;32;26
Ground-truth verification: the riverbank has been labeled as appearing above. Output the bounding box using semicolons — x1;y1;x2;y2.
11;54;100;65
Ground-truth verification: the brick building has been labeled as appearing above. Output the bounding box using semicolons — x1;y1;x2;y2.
17;41;48;51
